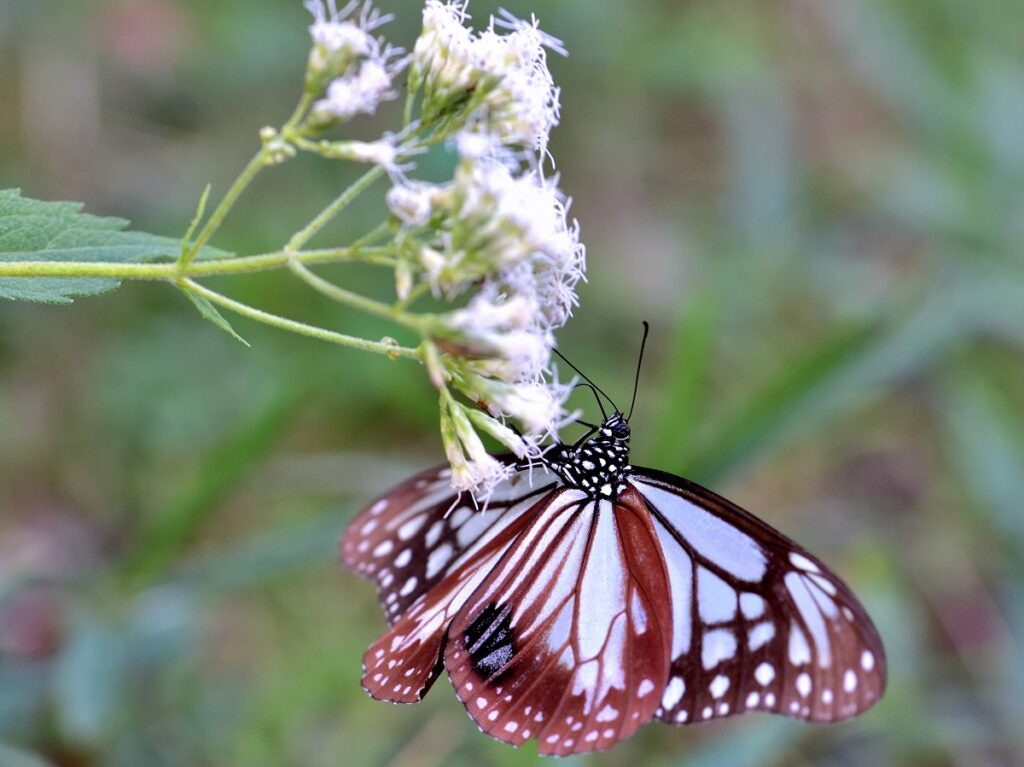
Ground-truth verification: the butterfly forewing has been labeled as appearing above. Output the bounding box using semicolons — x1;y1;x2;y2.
629;469;886;726
342;460;557;622
444;487;673;757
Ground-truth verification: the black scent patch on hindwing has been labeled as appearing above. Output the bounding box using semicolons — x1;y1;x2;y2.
463;601;516;680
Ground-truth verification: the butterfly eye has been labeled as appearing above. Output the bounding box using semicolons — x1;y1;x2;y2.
611;421;630;439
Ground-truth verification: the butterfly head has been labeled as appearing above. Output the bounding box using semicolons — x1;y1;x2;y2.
600;412;631;442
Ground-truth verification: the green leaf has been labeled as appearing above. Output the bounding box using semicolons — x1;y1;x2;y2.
180;286;251;347
0;189;223;304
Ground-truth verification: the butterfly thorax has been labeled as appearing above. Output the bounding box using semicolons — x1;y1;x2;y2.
545;413;632;499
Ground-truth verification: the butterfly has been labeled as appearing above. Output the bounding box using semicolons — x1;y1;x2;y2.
341;333;886;756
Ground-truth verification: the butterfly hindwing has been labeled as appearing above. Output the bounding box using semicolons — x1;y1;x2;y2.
629;469;886;726
444;486;673;756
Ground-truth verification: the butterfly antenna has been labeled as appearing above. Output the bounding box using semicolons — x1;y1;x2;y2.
626;321;650;421
573;382;607;420
553;347;618;412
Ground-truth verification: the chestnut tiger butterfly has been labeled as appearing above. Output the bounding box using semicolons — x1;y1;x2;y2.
342;325;885;756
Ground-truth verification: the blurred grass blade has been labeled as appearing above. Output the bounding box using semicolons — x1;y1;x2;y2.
690;319;877;482
125;385;307;585
648;294;717;468
820;2;952;135
692;271;1024;483
941;358;1024;543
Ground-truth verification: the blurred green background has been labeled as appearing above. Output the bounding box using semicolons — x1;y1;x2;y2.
2;0;1023;765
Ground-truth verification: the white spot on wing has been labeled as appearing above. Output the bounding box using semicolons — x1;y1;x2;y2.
748;620;775;651
810;573;838;597
785;572;831;668
789;552;820;573
652;519;693;657
398;514;427;540
709;674;730;699
740;593;766;619
788;622;812;666
426;543;454;579
576;501;627;660
630;590;648;634
449;507;472;528
698;567;737;623
637;480;767;581
425;521;444;548
755;662;775;686
702;629;737;669
661;677;685;709
796;672;812;697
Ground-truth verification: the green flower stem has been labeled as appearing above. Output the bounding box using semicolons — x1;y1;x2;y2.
181;278;422;360
179;148;270;268
286;165;386;251
288;257;422;329
0;246;394;281
281;92;315;135
176;92;315;269
350;221;392;249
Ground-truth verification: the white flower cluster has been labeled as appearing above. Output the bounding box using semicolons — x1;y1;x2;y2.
387;4;584;499
411;1;563;153
391;139;585;403
299;1;585;501
305;1;404;123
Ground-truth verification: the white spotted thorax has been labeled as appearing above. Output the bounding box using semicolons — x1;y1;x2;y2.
544;413;632;499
